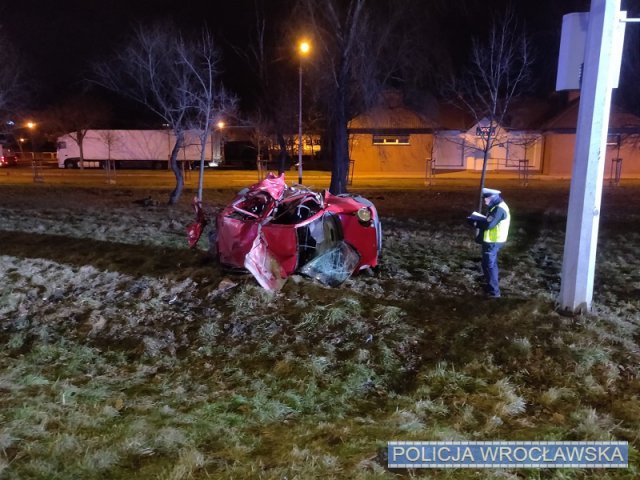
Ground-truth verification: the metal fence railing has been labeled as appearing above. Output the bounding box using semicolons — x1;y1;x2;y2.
609;157;622;186
31;158;44;183
17;151;57;161
425;157;434;186
348;159;355;186
517;159;530;186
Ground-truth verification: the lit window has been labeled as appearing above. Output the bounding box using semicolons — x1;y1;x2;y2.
372;134;410;145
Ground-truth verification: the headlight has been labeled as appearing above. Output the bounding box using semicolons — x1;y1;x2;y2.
356;207;372;224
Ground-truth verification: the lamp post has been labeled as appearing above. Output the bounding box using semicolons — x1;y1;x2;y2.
297;40;310;185
26;121;42;182
26;122;36;151
214;121;225;166
26;121;37;161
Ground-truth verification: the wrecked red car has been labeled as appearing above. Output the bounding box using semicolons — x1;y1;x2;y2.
188;173;382;290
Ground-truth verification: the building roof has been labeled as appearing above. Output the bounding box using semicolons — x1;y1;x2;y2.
349;91;437;131
541;98;640;132
348;91;557;133
347;90;640;134
501;98;554;130
435;103;474;131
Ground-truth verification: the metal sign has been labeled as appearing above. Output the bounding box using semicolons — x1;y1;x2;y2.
475;126;494;137
557;10;627;91
556;13;589;91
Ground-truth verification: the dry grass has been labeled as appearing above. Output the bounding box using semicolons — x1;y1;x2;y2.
0;183;639;479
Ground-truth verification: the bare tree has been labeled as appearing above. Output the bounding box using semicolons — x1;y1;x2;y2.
618;24;640;117
41;95;111;169
94;23;193;205
235;0;297;175
0;28;24;125
448;9;533;210
297;0;366;194
297;0;415;194
98;130;119;183
245;110;273;178
178;29;237;201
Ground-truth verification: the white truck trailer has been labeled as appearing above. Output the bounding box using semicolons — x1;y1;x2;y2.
56;129;222;169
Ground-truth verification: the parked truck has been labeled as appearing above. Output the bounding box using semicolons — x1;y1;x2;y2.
56;129;222;169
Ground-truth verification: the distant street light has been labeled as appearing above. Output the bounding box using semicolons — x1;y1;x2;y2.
26;121;36;155
211;121;225;169
198;121;227;201
298;40;311;185
26;121;43;182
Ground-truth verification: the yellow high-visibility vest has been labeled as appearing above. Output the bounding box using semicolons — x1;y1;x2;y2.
483;202;510;243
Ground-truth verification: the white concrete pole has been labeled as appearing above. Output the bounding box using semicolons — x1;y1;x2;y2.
559;0;622;312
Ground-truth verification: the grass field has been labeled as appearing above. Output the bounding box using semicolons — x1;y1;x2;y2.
0;177;639;479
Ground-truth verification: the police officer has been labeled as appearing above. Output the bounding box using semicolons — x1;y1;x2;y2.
478;187;510;298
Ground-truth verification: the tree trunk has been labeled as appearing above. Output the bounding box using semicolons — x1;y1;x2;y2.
276;133;289;175
168;131;185;205
77;130;85;170
197;132;207;202
329;85;350;195
477;131;491;212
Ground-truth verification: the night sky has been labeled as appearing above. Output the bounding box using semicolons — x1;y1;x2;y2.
1;0;271;111
2;0;639;116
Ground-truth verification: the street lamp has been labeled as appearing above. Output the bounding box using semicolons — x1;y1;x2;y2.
25;122;37;167
198;121;227;201
26;121;36;157
298;40;311;185
214;121;225;165
26;121;43;182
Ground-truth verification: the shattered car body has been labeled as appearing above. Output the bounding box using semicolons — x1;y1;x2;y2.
188;173;381;290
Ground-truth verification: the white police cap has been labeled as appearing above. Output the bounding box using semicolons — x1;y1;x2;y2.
482;187;501;197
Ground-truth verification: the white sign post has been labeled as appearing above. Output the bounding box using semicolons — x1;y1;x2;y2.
558;0;626;312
